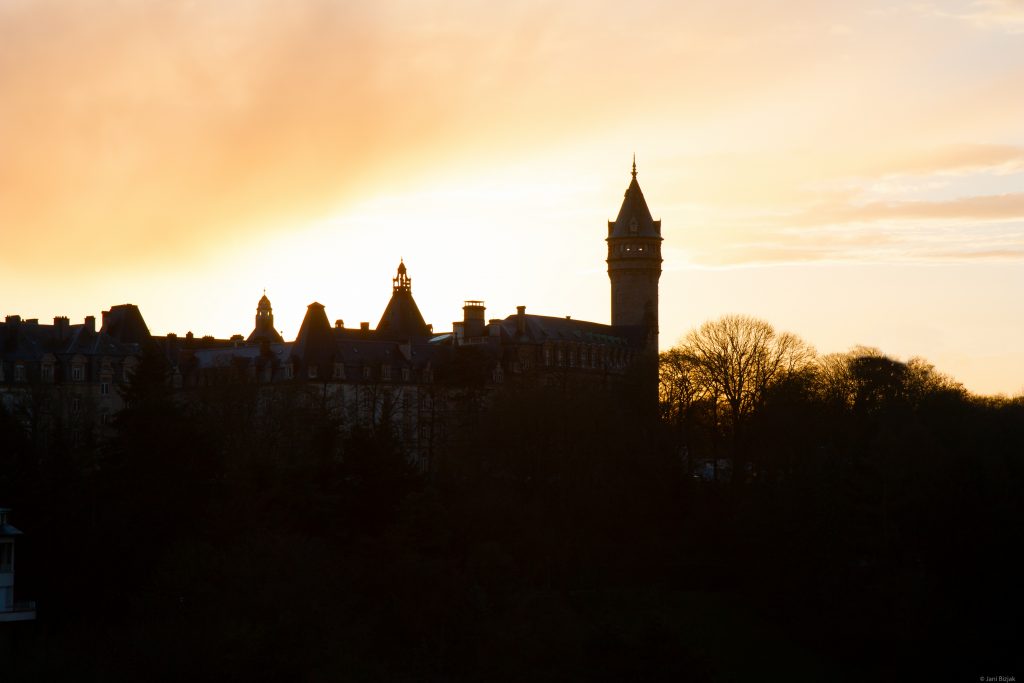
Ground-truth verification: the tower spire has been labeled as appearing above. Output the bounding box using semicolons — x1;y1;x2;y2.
631;154;637;179
393;259;411;293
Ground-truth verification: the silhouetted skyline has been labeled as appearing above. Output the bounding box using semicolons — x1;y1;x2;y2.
1;1;1022;397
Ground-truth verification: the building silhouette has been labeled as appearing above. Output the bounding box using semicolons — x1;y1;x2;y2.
0;508;35;623
0;162;662;464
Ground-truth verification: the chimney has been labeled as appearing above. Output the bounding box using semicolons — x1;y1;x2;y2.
463;301;485;338
360;322;370;332
54;316;69;341
516;306;527;336
84;315;96;333
335;319;344;329
4;315;20;325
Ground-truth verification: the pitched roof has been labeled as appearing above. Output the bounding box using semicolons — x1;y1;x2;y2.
100;304;151;346
608;161;661;240
493;313;645;348
377;291;430;340
376;262;430;340
292;302;335;365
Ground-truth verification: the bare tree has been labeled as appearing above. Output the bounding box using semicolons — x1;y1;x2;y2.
673;315;815;482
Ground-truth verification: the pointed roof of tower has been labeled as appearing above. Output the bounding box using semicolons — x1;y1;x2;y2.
292;302;334;364
377;260;430;340
608;157;661;239
248;291;284;344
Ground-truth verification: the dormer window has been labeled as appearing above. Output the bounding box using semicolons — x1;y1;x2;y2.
72;365;84;382
401;367;410;382
14;364;26;382
382;365;392;381
333;363;345;380
629;217;638;234
308;365;318;379
363;366;371;380
41;364;54;382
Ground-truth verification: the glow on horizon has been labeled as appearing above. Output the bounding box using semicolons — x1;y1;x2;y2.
1;1;1023;396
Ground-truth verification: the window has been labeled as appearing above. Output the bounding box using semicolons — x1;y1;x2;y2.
401;367;410;381
14;365;26;382
283;365;293;380
544;348;552;366
100;382;109;395
362;366;371;380
71;397;81;414
333;363;345;379
41;364;54;381
308;365;318;379
72;365;84;382
100;412;109;425
0;542;12;572
382;365;392;381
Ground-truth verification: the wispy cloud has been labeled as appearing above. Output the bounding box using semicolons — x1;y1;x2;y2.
683;143;1024;266
953;0;1024;33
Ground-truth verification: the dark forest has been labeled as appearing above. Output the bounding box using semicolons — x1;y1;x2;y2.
1;316;1021;681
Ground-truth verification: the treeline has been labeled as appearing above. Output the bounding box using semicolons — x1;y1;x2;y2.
0;321;1021;680
659;315;1023;674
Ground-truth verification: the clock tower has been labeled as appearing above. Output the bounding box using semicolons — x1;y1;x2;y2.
606;158;662;353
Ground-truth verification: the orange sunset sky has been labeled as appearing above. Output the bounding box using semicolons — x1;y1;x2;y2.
2;0;1023;395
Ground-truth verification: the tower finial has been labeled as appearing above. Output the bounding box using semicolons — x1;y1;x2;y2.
394;259;411;292
631;154;637;179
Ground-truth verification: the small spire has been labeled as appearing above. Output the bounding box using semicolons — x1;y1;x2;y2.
393;259;411;293
631;154;637;179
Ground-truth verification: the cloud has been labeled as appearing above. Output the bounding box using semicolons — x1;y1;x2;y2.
870;144;1024;178
792;192;1024;225
959;0;1024;32
0;1;665;272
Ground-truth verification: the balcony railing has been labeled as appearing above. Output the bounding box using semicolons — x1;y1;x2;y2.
0;599;37;622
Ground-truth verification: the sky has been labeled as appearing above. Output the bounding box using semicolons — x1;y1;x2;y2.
1;0;1023;395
